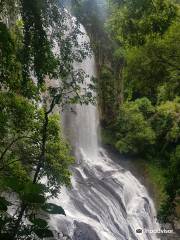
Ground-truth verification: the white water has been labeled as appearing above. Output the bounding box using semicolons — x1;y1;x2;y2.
49;25;160;240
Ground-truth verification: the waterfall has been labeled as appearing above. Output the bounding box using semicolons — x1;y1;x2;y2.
49;24;160;240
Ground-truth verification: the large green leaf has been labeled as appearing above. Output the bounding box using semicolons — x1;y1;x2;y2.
22;182;45;195
22;193;45;204
21;182;46;204
42;203;66;215
4;177;24;192
31;218;48;228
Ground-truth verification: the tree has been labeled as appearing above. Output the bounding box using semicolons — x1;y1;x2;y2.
158;145;180;223
152;98;180;162
114;98;156;154
124;21;180;103
105;0;180;224
0;0;95;239
108;0;177;46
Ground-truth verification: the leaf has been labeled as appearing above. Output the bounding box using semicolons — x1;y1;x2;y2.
42;203;66;215
23;182;45;195
22;193;45;204
33;228;54;238
31;218;48;228
21;183;46;204
5;177;24;192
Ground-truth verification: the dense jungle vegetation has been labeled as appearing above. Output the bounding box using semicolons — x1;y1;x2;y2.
0;0;180;239
0;0;93;239
107;0;180;225
72;0;180;226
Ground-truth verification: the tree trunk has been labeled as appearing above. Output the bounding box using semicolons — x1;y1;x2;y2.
33;111;48;183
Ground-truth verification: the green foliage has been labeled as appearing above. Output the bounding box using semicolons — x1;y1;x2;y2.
0;0;94;239
110;97;180;221
98;65;116;124
144;161;167;208
0;110;72;238
158;145;180;222
152;99;180;160
21;183;46;205
0;22;22;92
124;21;180;102
103;0;180;224
44;114;74;196
0;92;35;134
108;0;178;46
114;98;156;154
124;41;167;102
30;218;48;229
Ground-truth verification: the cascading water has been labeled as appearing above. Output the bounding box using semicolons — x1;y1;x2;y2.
49;24;160;240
